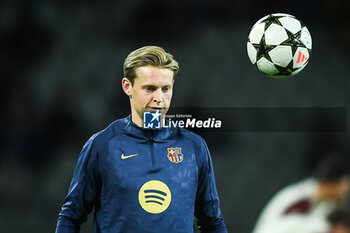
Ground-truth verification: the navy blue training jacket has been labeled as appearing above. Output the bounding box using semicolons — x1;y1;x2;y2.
55;116;227;233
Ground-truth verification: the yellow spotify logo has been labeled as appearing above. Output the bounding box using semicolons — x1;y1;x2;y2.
138;180;171;214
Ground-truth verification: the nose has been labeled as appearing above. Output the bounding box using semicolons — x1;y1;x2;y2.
153;89;163;103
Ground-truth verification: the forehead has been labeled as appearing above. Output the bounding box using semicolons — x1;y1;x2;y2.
134;66;174;85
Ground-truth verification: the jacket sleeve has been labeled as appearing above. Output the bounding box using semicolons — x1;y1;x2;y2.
55;135;101;233
194;137;227;233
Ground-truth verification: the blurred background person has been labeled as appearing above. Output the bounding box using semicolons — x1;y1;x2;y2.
252;155;350;233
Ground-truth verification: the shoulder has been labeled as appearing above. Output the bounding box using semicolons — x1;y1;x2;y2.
265;178;316;215
85;117;128;151
175;128;212;166
280;178;317;215
276;178;316;201
177;127;208;149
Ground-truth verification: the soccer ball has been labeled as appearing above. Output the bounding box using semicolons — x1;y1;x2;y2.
247;13;312;78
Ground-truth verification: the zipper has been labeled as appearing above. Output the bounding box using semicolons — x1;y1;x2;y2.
149;131;156;169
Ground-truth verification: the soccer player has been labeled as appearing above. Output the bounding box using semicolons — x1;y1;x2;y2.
252;156;350;233
55;46;227;233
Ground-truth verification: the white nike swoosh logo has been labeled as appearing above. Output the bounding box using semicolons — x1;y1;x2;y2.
121;153;140;160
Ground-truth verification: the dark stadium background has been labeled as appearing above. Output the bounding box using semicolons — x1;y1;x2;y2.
1;1;349;232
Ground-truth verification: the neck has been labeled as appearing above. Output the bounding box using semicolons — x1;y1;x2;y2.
131;113;143;127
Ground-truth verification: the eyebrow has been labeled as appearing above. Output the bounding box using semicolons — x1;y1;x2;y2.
142;84;172;88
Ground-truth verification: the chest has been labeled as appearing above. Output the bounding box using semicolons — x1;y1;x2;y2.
102;137;199;195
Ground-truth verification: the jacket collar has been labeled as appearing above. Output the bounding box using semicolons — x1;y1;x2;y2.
120;115;179;142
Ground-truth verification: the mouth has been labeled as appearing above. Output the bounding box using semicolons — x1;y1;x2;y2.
146;107;166;112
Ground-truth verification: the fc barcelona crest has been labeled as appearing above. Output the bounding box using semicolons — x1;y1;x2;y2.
167;147;184;164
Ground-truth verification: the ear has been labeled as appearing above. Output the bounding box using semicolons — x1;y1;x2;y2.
122;77;132;96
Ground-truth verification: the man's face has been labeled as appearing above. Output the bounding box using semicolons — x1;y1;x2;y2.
322;177;350;202
122;66;174;127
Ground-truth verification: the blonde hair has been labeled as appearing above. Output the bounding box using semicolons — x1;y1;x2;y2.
123;46;179;84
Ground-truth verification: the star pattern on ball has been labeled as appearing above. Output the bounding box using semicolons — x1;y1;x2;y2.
253;37;274;62
275;64;297;77
262;14;283;28
282;30;303;54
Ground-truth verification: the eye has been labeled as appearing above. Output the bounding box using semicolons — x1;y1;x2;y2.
144;86;155;92
162;86;171;92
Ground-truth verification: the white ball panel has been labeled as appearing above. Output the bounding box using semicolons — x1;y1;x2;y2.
264;24;288;45
293;47;310;68
257;57;280;75
247;42;257;64
279;17;301;34
272;13;294;17
300;27;312;49
249;23;265;44
290;65;306;76
269;45;293;67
